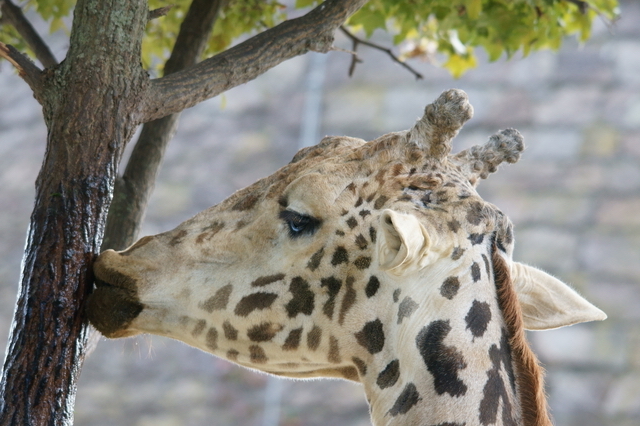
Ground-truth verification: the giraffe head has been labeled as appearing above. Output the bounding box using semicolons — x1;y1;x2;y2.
88;89;606;425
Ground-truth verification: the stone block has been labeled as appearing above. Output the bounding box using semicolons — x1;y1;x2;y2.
256;54;308;94
544;369;609;417
581;123;620;158
601;89;640;130
557;162;607;194
586;281;640;321
579;232;640;281
621;131;640;159
513;226;578;273
381;86;443;131
529;322;624;368
479;159;565;193
505;51;558;87
452;128;496;152
621;98;640;129
146;182;193;220
615;0;640;37
323;86;384;134
596;197;640;229
627;325;640;369
521;128;583;160
555;47;615;84
487;193;592;228
532;86;603;126
603;373;640;417
604;161;640;192
479;88;534;128
613;41;640;86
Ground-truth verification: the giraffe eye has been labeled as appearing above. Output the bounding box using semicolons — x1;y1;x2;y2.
279;210;320;238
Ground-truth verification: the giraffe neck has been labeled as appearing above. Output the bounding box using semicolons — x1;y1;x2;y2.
360;244;551;426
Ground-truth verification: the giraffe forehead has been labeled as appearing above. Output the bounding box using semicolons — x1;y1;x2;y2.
278;156;493;222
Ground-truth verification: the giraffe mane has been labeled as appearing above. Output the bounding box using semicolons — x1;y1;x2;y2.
492;241;553;426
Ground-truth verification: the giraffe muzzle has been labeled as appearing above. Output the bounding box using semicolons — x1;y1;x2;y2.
86;253;144;338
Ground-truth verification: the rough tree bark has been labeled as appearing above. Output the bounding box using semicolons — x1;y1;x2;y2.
102;0;223;252
0;1;150;424
0;0;368;424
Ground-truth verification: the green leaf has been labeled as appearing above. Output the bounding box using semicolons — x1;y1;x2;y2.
295;0;320;8
350;9;387;37
444;53;478;79
485;42;504;62
49;17;66;34
465;0;482;20
1;0;621;79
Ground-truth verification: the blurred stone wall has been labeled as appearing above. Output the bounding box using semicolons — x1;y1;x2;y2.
1;1;639;425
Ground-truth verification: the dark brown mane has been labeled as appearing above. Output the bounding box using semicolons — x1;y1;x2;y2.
492;243;553;426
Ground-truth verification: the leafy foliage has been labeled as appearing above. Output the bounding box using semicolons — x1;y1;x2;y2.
143;0;287;74
1;0;620;77
346;0;620;77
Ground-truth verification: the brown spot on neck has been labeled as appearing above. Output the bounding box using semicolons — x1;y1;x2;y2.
307;247;325;271
232;191;260;211
200;284;233;313
339;277;356;324
196;222;225;244
251;273;286;287
169;230;188;246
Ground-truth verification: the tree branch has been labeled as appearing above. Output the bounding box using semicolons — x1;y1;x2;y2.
0;0;58;68
102;0;223;251
339;26;423;80
0;41;45;100
139;0;368;123
148;5;174;21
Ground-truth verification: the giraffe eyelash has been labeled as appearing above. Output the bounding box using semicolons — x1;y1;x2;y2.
279;210;321;238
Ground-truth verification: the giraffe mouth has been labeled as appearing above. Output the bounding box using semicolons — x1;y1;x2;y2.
86;264;144;338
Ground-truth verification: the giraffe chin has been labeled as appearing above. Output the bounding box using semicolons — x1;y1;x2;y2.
86;282;144;338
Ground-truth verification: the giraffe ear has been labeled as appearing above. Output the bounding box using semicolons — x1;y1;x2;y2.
378;210;430;274
511;262;607;331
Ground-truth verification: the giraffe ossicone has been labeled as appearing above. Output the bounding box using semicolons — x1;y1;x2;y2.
88;89;606;426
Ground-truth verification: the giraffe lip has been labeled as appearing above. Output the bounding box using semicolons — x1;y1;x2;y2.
87;271;143;338
94;276;114;289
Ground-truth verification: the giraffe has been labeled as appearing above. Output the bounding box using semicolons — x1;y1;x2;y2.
87;89;606;426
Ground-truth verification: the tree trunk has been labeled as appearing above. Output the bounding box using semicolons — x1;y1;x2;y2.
0;1;368;424
102;0;222;252
0;1;148;424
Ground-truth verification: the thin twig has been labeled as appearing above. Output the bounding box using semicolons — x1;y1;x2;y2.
564;0;619;32
148;5;175;21
143;0;369;123
0;0;58;67
339;26;423;80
